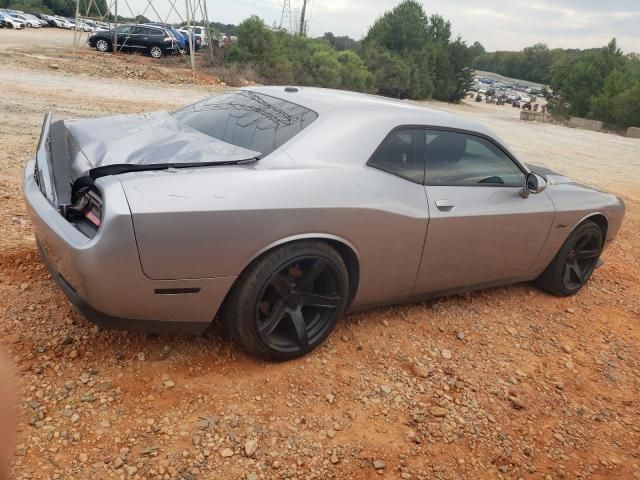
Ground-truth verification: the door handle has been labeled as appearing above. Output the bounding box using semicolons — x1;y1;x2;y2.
435;199;455;211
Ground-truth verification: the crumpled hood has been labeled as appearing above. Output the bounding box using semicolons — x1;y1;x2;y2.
64;111;260;180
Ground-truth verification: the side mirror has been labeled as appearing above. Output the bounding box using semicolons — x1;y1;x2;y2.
520;172;547;198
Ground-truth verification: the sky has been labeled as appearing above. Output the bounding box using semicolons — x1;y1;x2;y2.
134;0;640;53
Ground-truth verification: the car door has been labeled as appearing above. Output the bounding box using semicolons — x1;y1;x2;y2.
114;25;133;49
414;128;555;295
145;27;165;49
127;26;147;49
364;128;430;303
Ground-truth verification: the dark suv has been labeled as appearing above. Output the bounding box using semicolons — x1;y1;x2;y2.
88;24;178;58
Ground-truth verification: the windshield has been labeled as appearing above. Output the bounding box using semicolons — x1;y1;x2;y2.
172;90;318;156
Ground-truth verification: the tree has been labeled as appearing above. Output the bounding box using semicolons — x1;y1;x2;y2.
223;1;479;104
337;50;374;91
547;38;640;128
226;16;276;67
320;32;357;51
361;0;470;101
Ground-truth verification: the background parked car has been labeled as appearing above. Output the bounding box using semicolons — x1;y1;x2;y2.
53;16;74;29
8;13;40;27
0;12;25;29
29;12;54;27
145;22;187;52
178;25;206;49
88;24;179;58
21;13;45;27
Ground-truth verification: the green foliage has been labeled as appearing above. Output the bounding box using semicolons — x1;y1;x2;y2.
360;1;471;101
472;43;557;84
472;38;640;128
226;16;373;93
2;0;109;18
337;50;374;91
363;46;411;98
547;39;640;128
320;32;356;51
224;0;472;103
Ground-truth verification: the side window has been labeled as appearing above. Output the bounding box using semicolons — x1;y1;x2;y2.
368;129;424;183
145;27;163;36
115;25;132;34
424;130;524;187
130;26;145;34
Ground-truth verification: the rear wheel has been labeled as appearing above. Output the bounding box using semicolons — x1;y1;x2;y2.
535;220;603;296
223;241;349;360
95;39;110;52
149;45;163;58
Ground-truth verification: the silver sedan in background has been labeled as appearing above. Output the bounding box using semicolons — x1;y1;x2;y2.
23;87;625;359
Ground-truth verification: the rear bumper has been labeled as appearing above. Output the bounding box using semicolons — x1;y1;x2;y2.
37;238;208;334
23;157;236;333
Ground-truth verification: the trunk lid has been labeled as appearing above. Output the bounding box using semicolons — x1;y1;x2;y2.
34;111;260;208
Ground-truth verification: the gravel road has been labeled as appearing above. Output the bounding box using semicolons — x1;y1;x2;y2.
0;31;639;480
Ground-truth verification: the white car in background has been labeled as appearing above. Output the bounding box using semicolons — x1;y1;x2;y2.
0;12;25;28
178;25;207;47
75;20;95;32
10;13;40;27
21;13;44;27
53;16;74;29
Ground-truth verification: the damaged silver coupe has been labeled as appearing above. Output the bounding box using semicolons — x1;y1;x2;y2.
24;87;625;359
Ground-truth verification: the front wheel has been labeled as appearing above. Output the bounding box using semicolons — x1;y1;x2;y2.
149;45;163;58
535;220;603;296
223;241;349;360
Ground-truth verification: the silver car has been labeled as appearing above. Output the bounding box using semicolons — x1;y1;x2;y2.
23;87;625;359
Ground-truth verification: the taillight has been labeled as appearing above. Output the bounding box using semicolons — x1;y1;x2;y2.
82;190;102;227
66;187;103;236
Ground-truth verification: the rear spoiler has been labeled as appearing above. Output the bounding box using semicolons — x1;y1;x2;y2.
34;112;57;206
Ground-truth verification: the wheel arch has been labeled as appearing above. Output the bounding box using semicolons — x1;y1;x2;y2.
576;212;608;240
233;234;361;307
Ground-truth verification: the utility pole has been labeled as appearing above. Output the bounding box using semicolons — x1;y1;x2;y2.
113;0;118;54
202;0;215;66
298;0;307;36
185;0;195;76
72;0;80;53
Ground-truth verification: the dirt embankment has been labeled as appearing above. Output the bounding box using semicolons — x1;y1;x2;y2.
0;31;639;480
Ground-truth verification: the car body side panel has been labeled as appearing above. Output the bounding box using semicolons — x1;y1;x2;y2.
120;163;429;307
526;182;625;276
24;159;234;324
415;185;556;294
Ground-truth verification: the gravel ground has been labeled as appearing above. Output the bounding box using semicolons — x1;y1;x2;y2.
0;31;639;480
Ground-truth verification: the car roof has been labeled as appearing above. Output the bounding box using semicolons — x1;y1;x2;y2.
242;86;497;139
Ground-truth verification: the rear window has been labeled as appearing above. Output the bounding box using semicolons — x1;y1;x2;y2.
172;90;318;156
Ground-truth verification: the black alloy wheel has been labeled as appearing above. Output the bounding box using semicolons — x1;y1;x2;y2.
561;229;602;291
223;241;349;360
536;220;603;296
256;256;342;353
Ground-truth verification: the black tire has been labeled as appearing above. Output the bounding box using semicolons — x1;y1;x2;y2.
95;38;111;53
535;220;603;296
223;241;349;361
